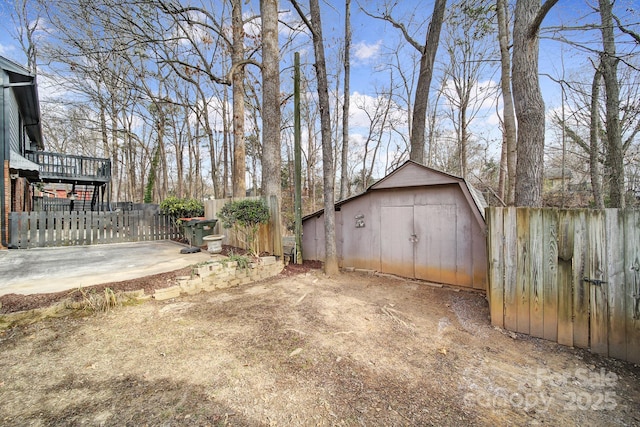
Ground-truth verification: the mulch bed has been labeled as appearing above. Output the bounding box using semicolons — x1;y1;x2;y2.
0;245;322;315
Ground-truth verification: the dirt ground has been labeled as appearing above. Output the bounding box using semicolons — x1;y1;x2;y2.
1;266;639;426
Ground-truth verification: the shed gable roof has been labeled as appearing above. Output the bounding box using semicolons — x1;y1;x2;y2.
370;160;461;190
303;160;487;226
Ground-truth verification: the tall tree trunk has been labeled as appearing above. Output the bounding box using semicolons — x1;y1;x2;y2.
110;98;120;203
598;0;625;208
311;0;339;275
498;127;508;201
291;0;339;275
339;0;351;200
512;0;559;206
590;65;605;209
223;86;230;197
260;0;282;201
497;0;517;204
409;0;447;164
232;0;247;198
460;107;468;178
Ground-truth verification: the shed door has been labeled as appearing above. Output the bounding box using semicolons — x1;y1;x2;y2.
380;204;459;285
414;204;458;284
381;206;415;277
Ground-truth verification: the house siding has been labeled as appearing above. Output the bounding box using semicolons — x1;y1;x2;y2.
8;90;20;153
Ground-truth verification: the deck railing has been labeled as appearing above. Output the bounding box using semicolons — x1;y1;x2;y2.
25;150;111;183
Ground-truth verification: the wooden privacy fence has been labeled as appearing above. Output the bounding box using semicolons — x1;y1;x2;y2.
204;195;283;256
486;207;640;364
9;210;180;249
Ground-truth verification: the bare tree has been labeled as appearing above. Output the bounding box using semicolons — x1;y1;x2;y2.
440;0;497;179
552;60;640;208
512;0;559;206
496;0;517;204
598;0;624;207
231;0;247;197
261;0;282;201
339;0;351;200
290;0;339;275
364;0;447;163
352;90;393;192
10;0;41;72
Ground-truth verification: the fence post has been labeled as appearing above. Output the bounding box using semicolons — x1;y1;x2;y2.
268;195;283;257
486;207;504;328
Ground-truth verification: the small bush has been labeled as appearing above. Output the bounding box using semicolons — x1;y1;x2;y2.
218;199;270;256
226;251;250;269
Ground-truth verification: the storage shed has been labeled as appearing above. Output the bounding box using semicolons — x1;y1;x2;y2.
302;160;487;290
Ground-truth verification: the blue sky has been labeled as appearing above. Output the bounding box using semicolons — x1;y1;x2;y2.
0;0;638;180
1;0;637;104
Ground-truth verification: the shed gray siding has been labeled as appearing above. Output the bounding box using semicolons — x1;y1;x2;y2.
302;161;488;290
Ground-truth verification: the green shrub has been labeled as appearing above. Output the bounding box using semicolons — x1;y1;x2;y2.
159;196;204;219
218;199;270;256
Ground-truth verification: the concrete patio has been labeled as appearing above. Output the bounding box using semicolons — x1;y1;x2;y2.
0;241;211;296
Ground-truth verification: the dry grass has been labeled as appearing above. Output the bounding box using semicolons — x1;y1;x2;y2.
64;287;138;312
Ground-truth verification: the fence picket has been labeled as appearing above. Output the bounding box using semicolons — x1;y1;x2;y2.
487;207;504;327
588;210;608;356
625;210;640;364
504;208;518;331
606;209;627;360
529;209;544;339
516;208;531;334
572;211;590;349
38;211;46;247
557;210;574;347
542;209;559;342
54;211;63;246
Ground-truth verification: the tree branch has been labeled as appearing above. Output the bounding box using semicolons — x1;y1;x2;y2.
528;0;560;38
360;8;424;52
623;119;640;153
552;112;591;153
289;0;318;39
613;14;640;44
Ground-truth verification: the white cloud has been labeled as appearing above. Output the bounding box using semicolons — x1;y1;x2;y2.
0;42;17;58
441;78;499;112
349;91;408;130
37;74;70;100
352;40;382;62
277;10;309;38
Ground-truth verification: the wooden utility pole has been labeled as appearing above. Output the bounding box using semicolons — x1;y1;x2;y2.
294;52;303;264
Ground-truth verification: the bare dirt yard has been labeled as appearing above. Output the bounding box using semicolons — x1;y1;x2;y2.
1;266;639;426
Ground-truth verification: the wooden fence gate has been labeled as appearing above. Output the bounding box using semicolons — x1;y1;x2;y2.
9;210;180;248
486;207;640;364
